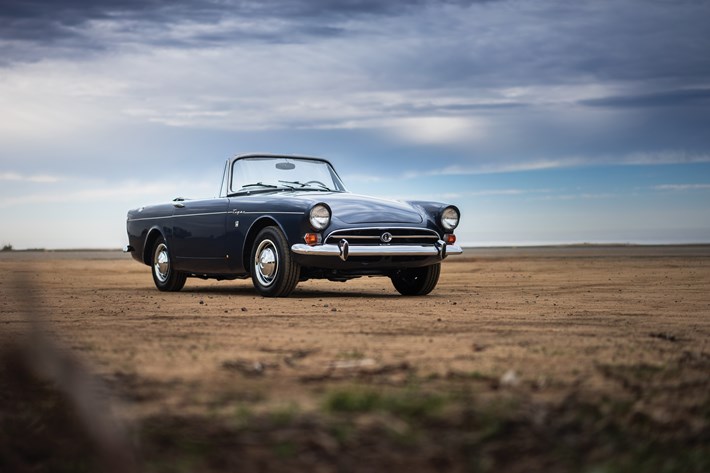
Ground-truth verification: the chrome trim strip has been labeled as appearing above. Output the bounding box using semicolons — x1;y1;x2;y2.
327;235;381;240
127;215;173;222
291;243;463;258
240;211;303;215
173;211;226;217
128;211;228;222
392;234;439;239
327;234;439;240
128;210;302;222
325;227;440;240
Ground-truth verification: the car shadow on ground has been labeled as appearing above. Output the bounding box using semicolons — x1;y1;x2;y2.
176;285;405;299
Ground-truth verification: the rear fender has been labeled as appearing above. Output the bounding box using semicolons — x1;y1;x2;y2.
143;227;165;265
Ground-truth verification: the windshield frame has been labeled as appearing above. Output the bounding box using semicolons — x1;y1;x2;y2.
227;155;348;196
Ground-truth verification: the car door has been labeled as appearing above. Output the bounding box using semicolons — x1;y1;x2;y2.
171;197;230;273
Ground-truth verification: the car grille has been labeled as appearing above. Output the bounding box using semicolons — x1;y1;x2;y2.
325;228;440;245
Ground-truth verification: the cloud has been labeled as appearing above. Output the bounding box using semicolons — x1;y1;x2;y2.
3;0;709;91
344;173;386;183
0;177;217;209
622;151;710;166
2;1;710;249
530;192;617;201
396;151;710;180
3;0;709;134
0;0;491;64
0;172;64;183
580;88;710;109
654;184;710;191
1;1;710;186
399;158;585;180
333;115;486;145
376;187;561;202
327;150;710;190
436;189;530;199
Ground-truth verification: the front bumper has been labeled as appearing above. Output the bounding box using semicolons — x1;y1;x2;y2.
291;239;463;262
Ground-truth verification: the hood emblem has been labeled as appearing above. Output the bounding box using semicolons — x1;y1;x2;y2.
380;232;393;243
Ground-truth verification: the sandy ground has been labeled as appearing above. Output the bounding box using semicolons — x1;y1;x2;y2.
1;246;709;472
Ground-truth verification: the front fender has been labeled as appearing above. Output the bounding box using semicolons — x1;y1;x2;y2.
406;201;459;233
239;212;308;273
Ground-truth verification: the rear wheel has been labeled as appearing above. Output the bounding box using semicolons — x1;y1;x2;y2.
250;226;300;297
151;237;187;292
391;263;441;296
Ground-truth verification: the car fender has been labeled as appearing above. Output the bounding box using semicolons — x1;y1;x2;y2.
241;215;294;272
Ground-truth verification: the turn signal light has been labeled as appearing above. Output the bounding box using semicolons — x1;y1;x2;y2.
304;233;321;246
445;234;456;244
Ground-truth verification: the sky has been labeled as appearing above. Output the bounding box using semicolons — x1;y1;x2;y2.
1;0;709;249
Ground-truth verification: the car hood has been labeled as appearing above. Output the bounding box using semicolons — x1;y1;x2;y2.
278;192;424;224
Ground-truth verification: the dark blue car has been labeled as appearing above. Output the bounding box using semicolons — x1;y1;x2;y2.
125;154;462;297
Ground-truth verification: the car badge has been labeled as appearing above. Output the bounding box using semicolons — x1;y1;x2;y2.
380;232;393;243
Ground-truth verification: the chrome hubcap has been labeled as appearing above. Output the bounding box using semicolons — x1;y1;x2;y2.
254;239;278;287
154;243;170;283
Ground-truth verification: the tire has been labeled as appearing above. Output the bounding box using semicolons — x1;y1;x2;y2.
391;263;441;296
250;226;300;297
151;236;187;292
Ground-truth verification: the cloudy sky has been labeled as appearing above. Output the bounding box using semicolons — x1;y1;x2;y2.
1;0;709;248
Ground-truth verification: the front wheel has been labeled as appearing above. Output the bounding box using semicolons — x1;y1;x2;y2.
250;226;300;297
151;237;187;292
391;263;441;296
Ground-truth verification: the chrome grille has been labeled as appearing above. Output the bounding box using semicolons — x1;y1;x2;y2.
325;227;440;245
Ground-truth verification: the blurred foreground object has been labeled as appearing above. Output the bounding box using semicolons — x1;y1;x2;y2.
0;275;137;473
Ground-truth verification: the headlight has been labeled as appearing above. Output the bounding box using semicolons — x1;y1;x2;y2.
309;204;331;231
440;206;459;231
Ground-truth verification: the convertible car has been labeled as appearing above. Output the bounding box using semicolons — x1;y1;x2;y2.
124;154;462;297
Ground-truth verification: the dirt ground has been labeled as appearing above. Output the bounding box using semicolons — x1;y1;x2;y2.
1;246;709;472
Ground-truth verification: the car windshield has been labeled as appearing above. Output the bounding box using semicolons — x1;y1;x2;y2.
230;157;347;194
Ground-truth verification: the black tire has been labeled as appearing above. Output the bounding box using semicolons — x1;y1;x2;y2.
391;263;441;296
250;226;300;297
151;236;187;292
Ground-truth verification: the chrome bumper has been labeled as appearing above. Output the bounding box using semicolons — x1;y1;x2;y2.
291;239;463;262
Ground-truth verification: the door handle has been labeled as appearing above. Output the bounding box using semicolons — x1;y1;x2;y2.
173;202;185;208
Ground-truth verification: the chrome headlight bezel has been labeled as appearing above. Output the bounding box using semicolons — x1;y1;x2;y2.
440;206;460;231
309;203;331;231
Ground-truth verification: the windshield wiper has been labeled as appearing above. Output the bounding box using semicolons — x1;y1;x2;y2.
233;182;296;195
241;182;277;189
278;180;332;191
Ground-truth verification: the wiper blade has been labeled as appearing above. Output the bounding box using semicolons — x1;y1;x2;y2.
309;183;332;191
241;182;277;189
278;180;332;191
278;180;306;187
